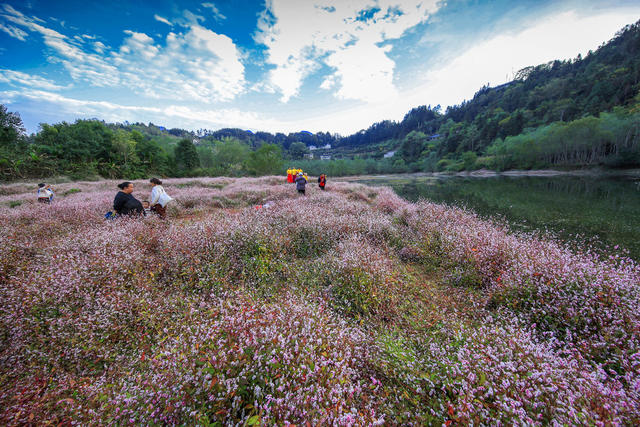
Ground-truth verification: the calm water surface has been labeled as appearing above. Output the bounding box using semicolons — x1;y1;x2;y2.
350;174;640;261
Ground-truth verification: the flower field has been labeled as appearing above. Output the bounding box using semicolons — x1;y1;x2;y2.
1;177;639;425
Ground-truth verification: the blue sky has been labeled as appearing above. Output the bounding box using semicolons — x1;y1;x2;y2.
1;0;638;135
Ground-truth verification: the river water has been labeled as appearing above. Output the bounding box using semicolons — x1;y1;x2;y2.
347;172;640;261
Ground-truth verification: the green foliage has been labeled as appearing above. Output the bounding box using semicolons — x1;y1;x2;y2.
63;188;81;196
288;141;308;160
0;104;25;149
197;145;216;169
485;108;640;169
447;262;483;288
328;268;387;320
290;226;334;258
135;136;170;175
205;138;251;176
174;138;200;173
36;120;114;164
400;131;427;163
247;144;283;176
461;151;478;170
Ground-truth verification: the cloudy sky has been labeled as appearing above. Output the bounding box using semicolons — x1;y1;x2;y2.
1;0;638;135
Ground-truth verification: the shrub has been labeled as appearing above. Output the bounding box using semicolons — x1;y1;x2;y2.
63;188;81;196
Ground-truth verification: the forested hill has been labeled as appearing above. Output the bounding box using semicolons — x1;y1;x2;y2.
338;19;640;158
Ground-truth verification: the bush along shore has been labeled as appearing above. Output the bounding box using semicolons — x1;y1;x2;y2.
1;177;639;425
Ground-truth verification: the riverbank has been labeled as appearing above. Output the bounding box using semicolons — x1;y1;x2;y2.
1;177;639;424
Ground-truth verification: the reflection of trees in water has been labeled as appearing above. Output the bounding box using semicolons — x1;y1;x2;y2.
510;177;633;200
402;177;636;203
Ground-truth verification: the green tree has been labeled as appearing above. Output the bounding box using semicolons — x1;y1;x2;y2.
112;130;138;168
197;145;216;169
174;138;200;172
36;120;113;164
461;151;478;170
247;144;283;176
136;137;170;174
33;120;113;178
213;138;250;176
400;131;427;163
288;141;308;160
0;104;25;148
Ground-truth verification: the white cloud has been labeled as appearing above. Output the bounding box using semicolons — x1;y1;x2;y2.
319;74;336;90
178;10;205;27
0;22;27;40
325;40;396;103
201;3;226;21
0;4;246;102
255;0;442;102
0;69;68;90
406;8;640;110
93;41;106;53
113;25;246;101
1;4;119;86
2;89;286;132
154;14;172;26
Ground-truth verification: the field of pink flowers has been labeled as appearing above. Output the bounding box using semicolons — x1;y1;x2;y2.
1;177;639;425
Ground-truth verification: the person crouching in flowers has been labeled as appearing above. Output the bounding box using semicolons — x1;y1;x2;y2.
37;183;53;204
113;181;145;216
295;172;307;195
149;177;173;219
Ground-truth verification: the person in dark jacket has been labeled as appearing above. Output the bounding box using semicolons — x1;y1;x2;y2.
113;181;145;216
318;174;326;190
295;172;307;195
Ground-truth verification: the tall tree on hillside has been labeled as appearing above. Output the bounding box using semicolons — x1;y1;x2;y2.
400;131;428;163
288;141;308;160
175;138;200;172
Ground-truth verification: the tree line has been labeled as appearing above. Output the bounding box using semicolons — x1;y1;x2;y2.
0;113;289;180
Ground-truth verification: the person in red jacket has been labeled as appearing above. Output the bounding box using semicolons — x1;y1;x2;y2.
318;174;326;190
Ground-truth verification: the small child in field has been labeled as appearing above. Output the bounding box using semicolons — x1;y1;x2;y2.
37;183;53;204
142;200;152;215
